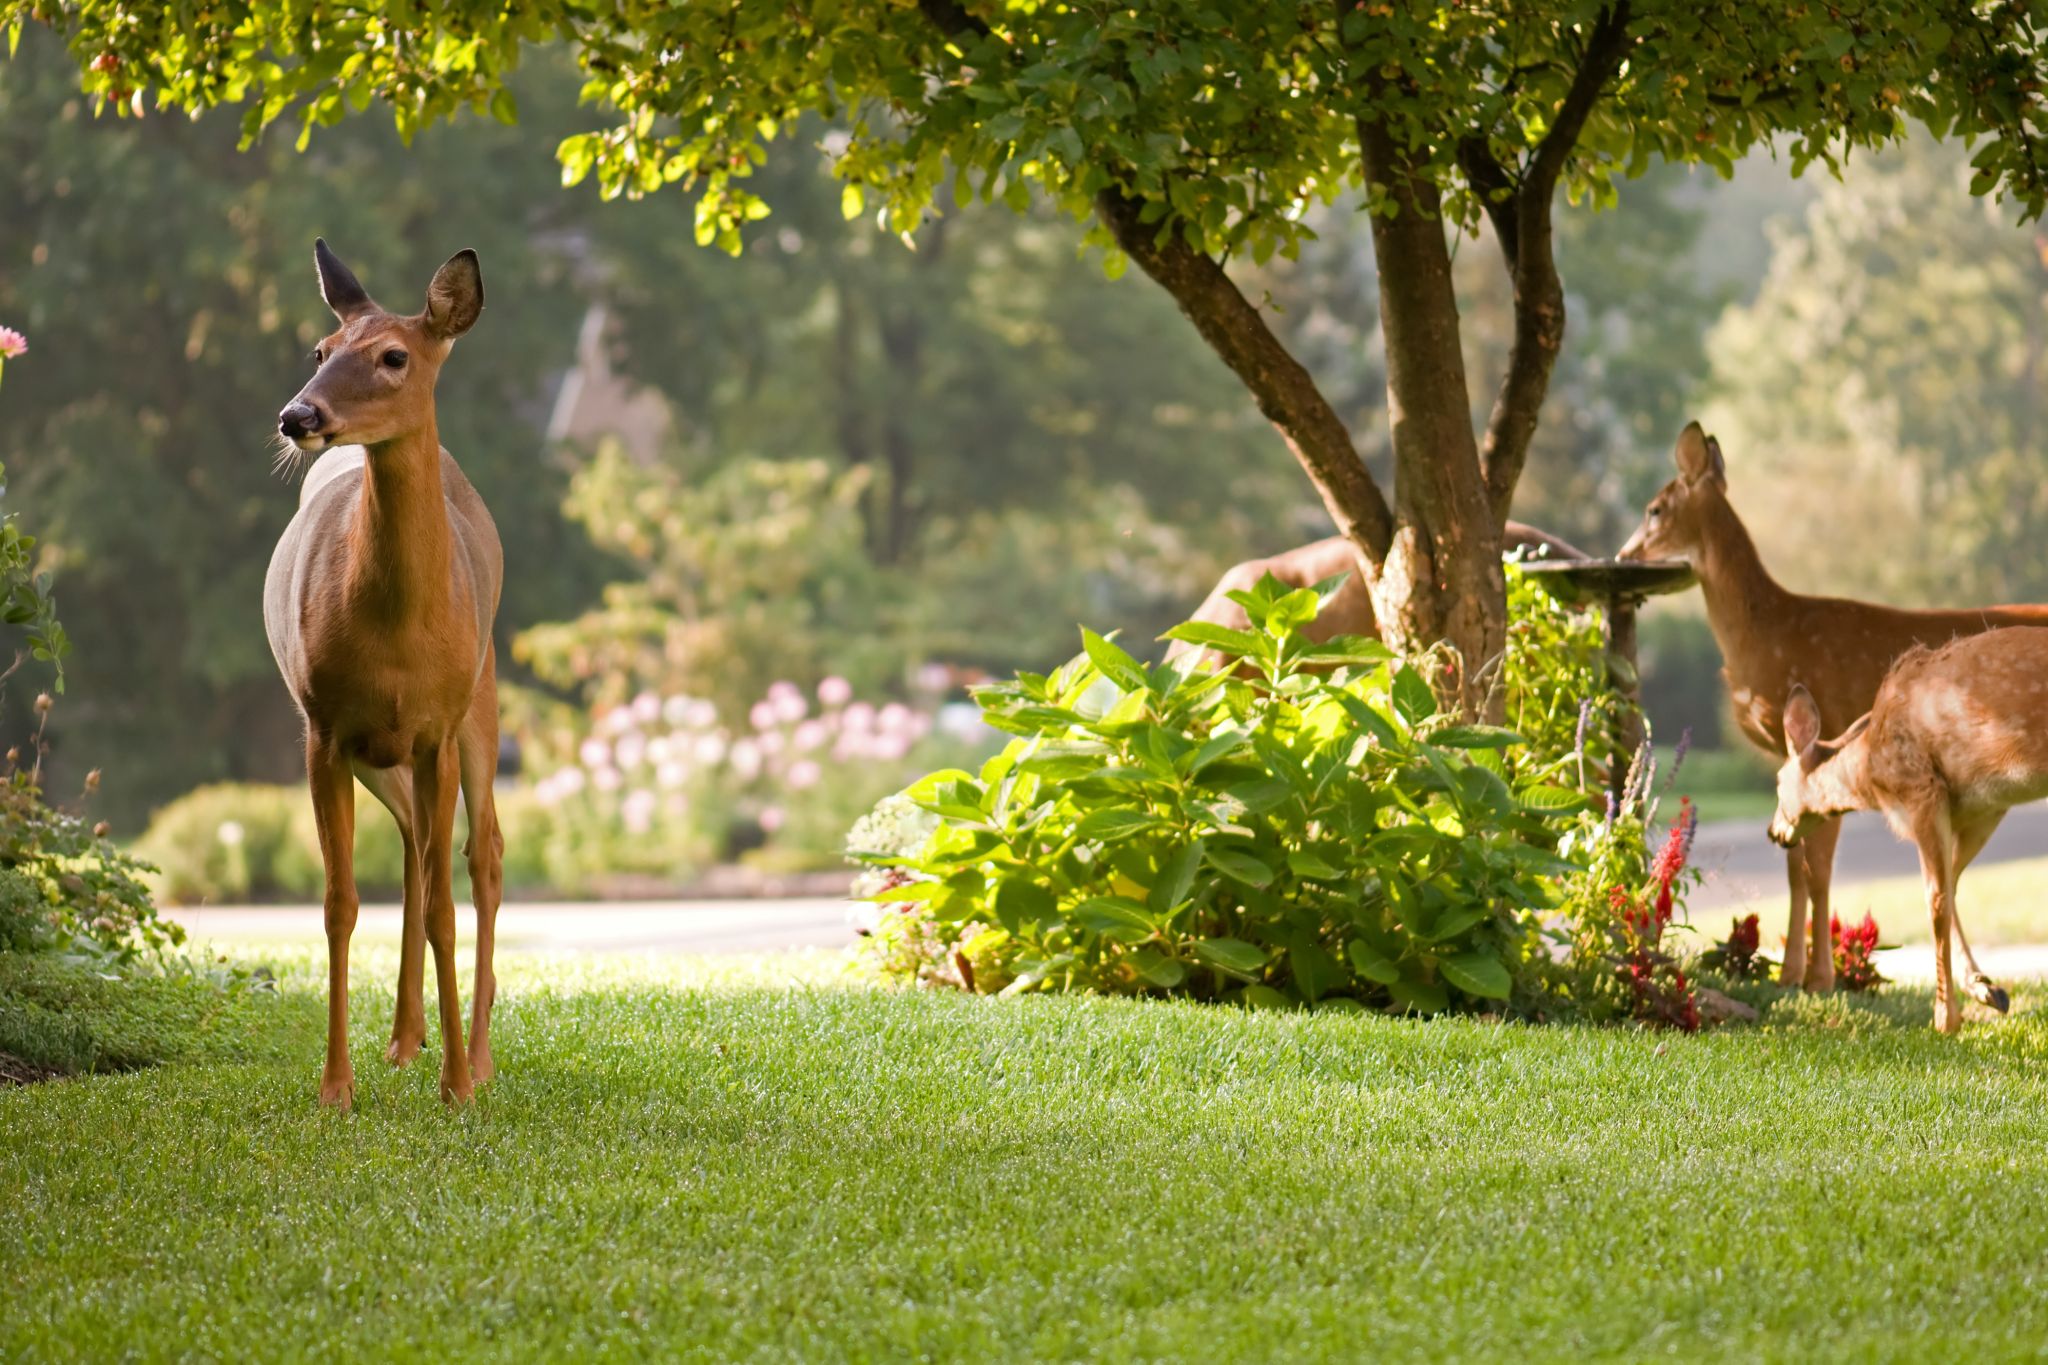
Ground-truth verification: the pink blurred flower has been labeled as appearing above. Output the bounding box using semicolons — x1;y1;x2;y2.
662;694;695;726
555;766;587;796
756;730;785;756
656;760;688;789
787;759;822;790
792;718;828;752
0;327;25;359
631;691;661;724
693;732;727;765
842;701;875;732
593;765;623;793
749;700;778;731
757;805;786;833
579;737;611;770
614;732;648;770
916;662;951;693
686;699;718;729
768;680;807;723
870;733;911;762
878;702;913;734
621;789;657;834
817;675;853;707
729;738;763;780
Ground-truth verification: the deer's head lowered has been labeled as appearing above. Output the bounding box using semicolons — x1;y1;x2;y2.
1768;684;1869;848
277;239;483;454
1618;421;1728;563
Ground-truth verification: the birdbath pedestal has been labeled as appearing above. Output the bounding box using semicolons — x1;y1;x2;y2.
1516;558;1698;809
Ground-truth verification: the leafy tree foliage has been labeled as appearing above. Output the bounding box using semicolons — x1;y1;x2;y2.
1704;135;2048;608
18;0;2048;720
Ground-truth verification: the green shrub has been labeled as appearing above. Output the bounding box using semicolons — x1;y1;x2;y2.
0;949;288;1076
853;570;1620;1011
0;866;46;952
136;782;423;904
0;770;169;958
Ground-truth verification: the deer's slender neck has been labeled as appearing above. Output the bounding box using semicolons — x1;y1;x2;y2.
347;422;447;618
1691;491;1791;651
1804;737;1874;822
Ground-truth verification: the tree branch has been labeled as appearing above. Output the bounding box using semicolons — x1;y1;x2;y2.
1457;135;1520;275
1095;190;1394;560
913;0;1394;564
1479;1;1634;523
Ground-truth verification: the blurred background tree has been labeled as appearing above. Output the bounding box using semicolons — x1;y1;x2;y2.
10;21;2048;837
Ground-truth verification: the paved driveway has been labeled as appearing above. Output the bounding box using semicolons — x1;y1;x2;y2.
166;805;2048;958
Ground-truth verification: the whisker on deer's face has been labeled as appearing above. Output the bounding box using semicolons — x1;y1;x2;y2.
269;427;312;481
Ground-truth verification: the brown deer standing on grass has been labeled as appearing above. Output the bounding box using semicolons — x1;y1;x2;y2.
1768;634;2048;1031
1165;523;1590;668
1620;422;2048;997
265;240;505;1108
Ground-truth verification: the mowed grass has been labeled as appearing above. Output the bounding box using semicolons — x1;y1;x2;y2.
9;950;2048;1361
1709;853;2048;949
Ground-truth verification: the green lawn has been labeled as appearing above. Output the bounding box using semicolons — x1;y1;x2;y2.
1707;853;2048;949
8;948;2048;1360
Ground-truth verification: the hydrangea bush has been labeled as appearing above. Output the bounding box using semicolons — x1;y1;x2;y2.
848;567;1651;1012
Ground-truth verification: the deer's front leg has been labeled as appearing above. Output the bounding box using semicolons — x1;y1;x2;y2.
1801;817;1842;992
411;738;473;1105
1781;841;1811;988
307;737;359;1109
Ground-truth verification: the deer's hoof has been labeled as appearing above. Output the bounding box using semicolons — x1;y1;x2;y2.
318;1074;355;1110
385;1035;422;1068
1971;976;2012;1014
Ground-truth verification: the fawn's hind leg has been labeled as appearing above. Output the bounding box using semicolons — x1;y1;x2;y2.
358;763;425;1065
1952;813;2011;1013
458;650;505;1083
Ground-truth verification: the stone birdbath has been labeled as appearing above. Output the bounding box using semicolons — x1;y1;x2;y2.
1517;558;1697;808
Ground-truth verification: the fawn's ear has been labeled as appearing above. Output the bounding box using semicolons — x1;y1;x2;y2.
424;249;484;340
1783;684;1822;758
1675;422;1727;488
314;239;375;322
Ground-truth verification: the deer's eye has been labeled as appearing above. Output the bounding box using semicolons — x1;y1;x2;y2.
310;348;325;366
1648;504;1663;520
381;349;408;369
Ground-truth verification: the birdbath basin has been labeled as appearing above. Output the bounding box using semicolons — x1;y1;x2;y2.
1517;558;1699;807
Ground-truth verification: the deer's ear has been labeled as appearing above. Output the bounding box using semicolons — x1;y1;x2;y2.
1675;422;1726;488
1783;684;1822;758
314;239;374;321
424;249;483;340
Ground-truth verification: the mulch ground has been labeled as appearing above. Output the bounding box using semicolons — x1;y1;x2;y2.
0;1051;59;1086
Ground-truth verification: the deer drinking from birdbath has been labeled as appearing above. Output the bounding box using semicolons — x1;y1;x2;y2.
266;241;505;1108
1620;422;2048;995
1768;631;2048;1031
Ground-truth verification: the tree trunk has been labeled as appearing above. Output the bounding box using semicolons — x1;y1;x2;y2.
1354;115;1505;718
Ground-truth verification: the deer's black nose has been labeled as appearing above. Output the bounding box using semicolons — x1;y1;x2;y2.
278;401;323;439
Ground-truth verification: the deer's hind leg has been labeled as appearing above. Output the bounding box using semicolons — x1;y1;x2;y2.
1952;812;2011;1014
457;650;505;1084
1911;802;1964;1034
357;763;426;1065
